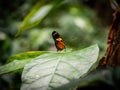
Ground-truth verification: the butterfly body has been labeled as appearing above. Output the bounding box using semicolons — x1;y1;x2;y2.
52;31;65;51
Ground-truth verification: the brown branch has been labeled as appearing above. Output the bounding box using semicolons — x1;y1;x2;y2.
98;9;120;67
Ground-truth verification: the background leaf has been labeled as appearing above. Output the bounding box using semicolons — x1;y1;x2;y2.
21;44;99;90
0;60;30;75
16;0;64;36
7;51;47;63
75;66;120;90
55;66;120;90
0;51;49;75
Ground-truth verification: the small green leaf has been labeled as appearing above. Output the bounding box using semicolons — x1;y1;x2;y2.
0;60;30;75
16;0;64;36
15;4;52;37
7;51;46;63
0;51;49;75
21;44;99;90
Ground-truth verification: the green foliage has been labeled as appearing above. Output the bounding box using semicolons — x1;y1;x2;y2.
0;60;30;75
21;44;99;90
0;51;49;75
7;51;47;63
0;32;11;62
16;0;64;36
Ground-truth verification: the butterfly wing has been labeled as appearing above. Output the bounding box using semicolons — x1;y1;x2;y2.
55;38;65;51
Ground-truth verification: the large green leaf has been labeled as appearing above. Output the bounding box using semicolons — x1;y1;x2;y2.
16;0;64;36
0;51;48;75
21;44;99;90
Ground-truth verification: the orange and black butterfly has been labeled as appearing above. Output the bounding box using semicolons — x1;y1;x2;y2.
52;31;65;51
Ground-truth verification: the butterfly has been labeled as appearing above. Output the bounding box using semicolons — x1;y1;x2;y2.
52;31;65;51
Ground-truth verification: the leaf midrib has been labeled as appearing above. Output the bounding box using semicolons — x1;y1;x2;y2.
47;54;64;88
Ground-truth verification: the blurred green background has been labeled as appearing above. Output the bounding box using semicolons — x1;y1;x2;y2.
0;0;114;90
